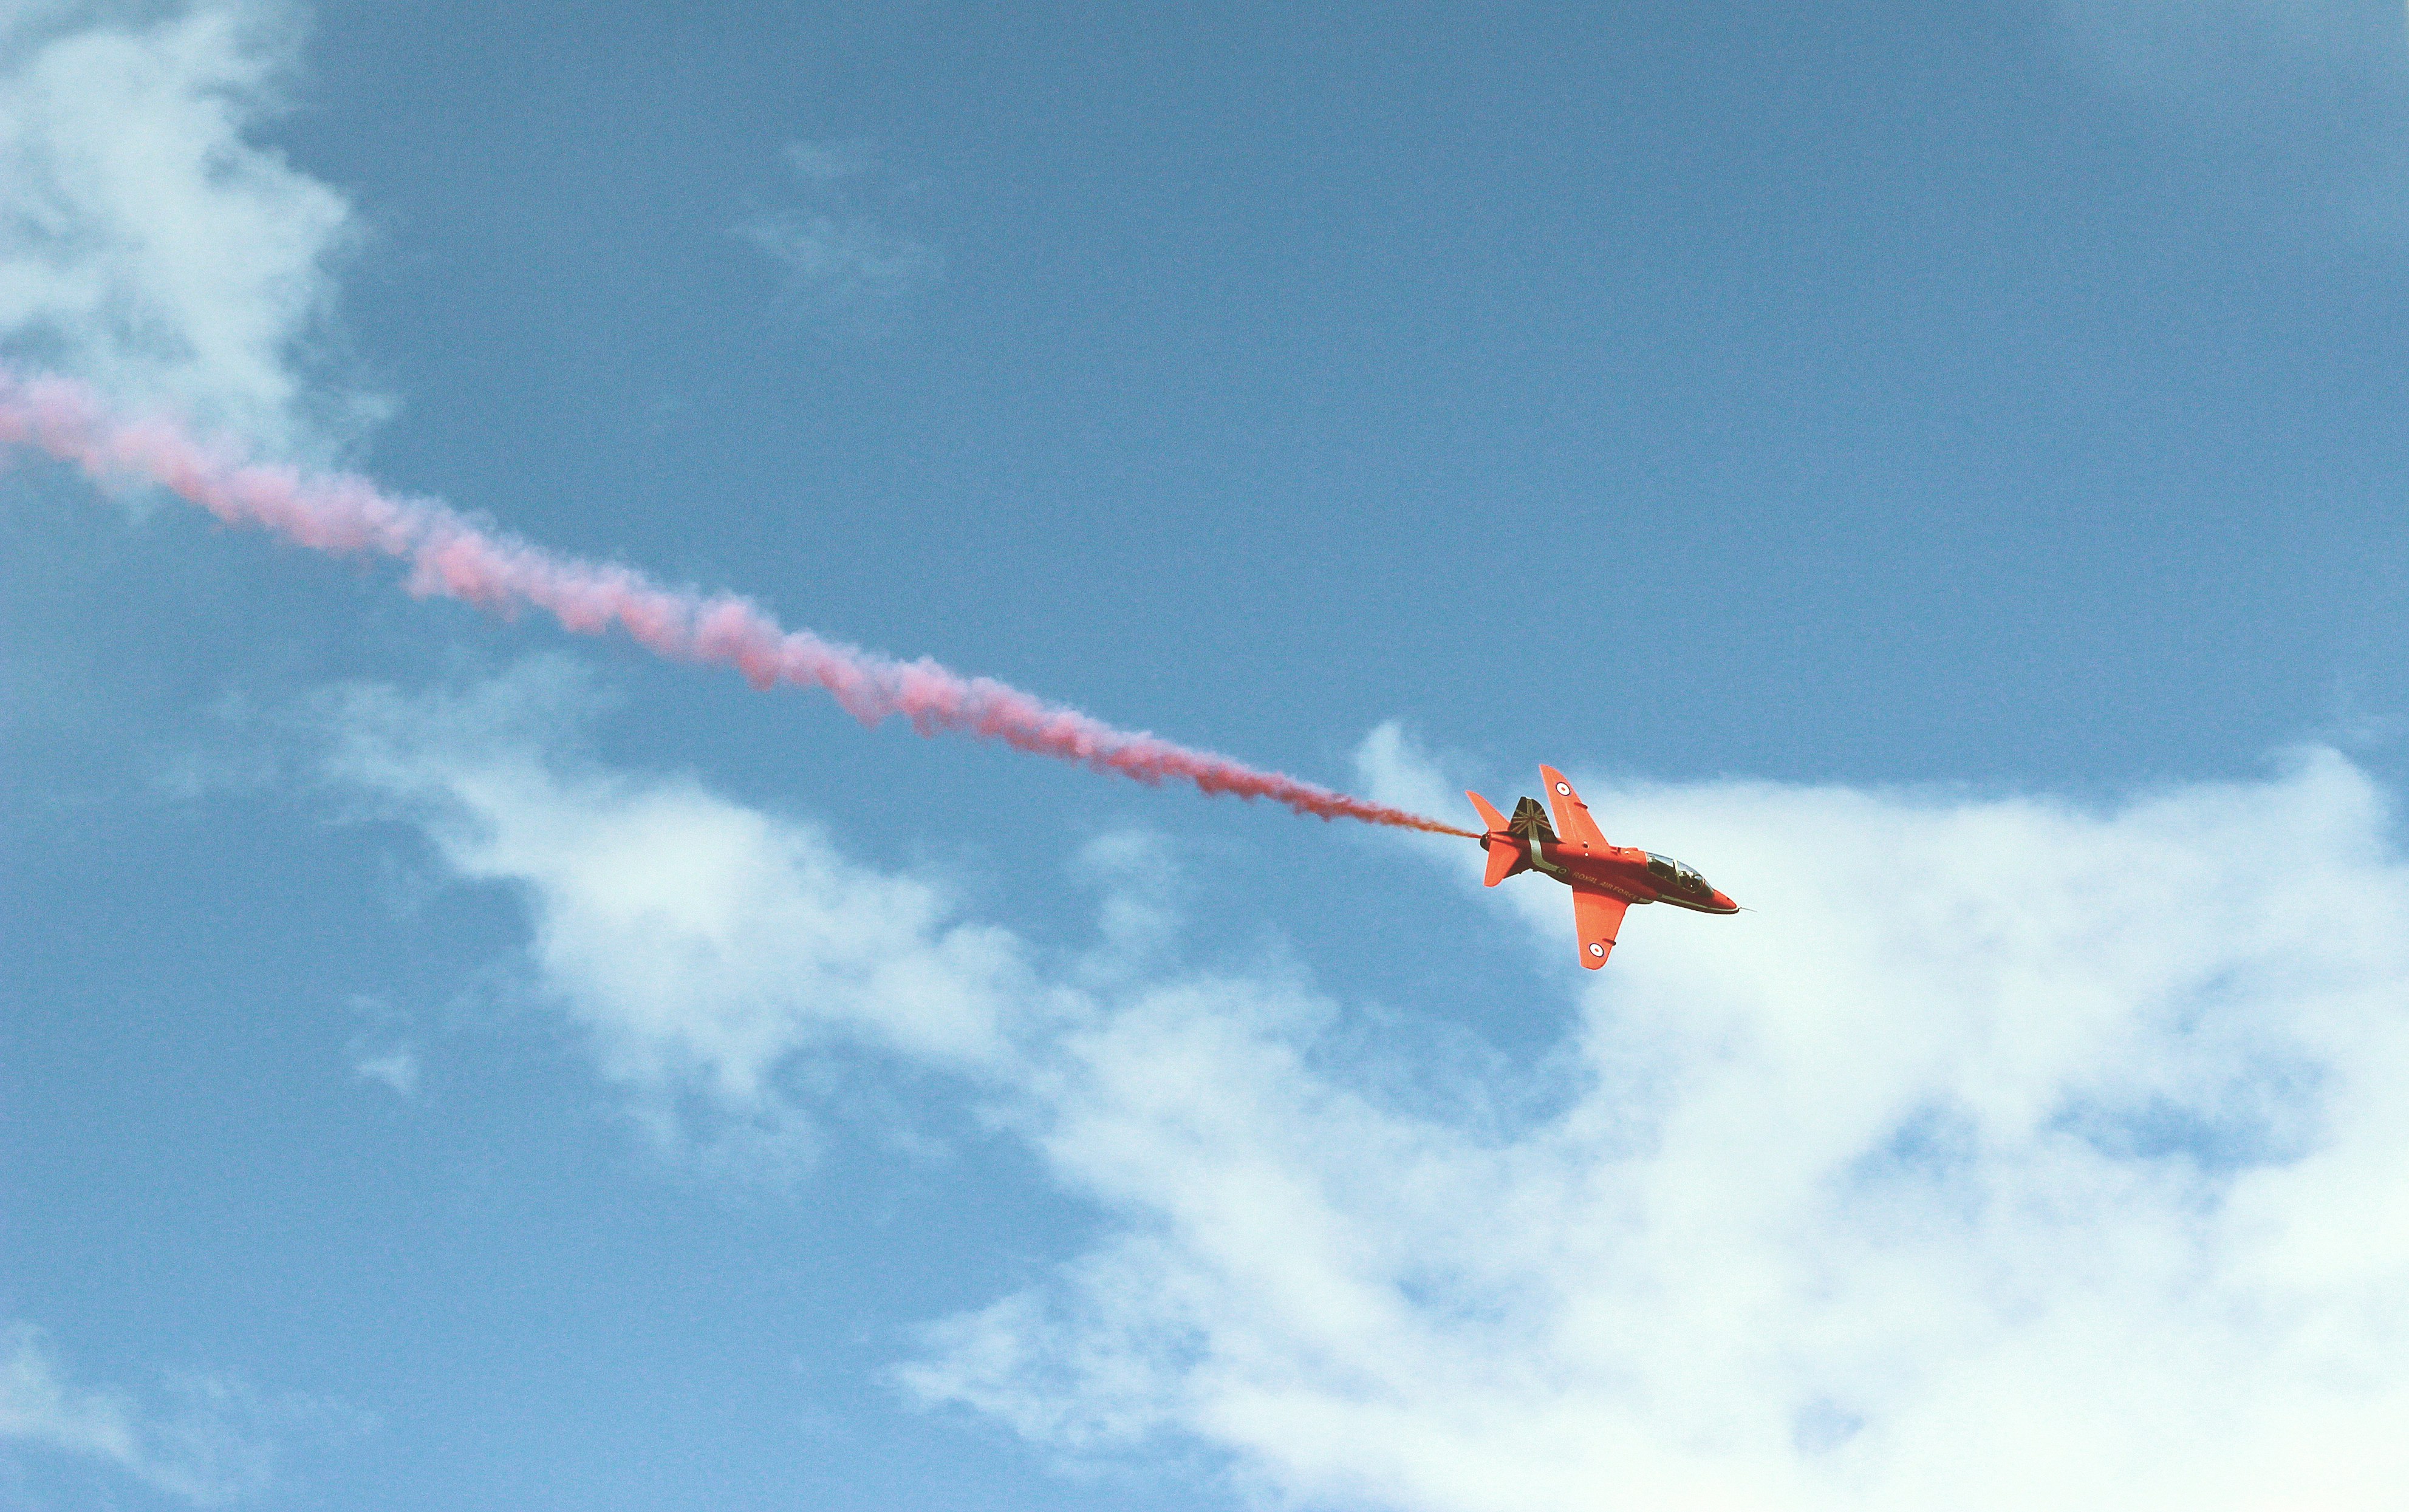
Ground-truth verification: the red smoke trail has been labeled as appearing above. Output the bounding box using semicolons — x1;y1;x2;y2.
0;371;1478;839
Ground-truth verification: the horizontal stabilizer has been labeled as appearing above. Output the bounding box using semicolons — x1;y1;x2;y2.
1467;791;1524;887
1466;791;1508;834
1483;836;1523;887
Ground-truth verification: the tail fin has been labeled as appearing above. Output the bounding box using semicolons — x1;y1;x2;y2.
1466;791;1527;887
1508;797;1557;844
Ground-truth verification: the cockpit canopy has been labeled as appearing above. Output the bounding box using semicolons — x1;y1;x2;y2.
1645;852;1712;896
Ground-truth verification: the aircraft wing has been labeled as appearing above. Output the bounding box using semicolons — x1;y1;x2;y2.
1570;884;1628;969
1539;765;1611;853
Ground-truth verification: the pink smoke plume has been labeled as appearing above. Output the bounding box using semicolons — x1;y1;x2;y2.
0;371;1477;839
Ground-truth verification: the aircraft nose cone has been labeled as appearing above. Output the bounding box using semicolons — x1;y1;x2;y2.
1712;890;1738;913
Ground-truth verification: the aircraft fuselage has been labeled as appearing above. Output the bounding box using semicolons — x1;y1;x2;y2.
1519;834;1738;915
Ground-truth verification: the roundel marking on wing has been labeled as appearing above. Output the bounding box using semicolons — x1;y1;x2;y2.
1587;942;1605;958
1555;781;1571;795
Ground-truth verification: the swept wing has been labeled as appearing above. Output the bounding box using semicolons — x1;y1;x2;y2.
1570;885;1628;968
1538;765;1611;854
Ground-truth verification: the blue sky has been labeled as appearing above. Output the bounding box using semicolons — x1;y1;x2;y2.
5;2;2409;1507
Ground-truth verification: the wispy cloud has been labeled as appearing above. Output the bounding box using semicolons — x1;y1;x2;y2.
343;995;420;1095
0;0;381;455
0;1322;303;1505
739;139;943;322
349;1043;418;1094
323;664;2409;1509
319;658;1024;1173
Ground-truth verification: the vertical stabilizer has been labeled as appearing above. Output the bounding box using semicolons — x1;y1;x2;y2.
1508;797;1557;843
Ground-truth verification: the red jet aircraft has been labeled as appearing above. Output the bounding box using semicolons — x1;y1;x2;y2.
1467;766;1738;968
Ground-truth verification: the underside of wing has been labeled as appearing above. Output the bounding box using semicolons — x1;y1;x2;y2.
1539;765;1611;853
1570;884;1629;969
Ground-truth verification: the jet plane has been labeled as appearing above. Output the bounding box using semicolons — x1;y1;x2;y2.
1467;766;1738;968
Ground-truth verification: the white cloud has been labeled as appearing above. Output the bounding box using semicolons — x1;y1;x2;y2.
326;670;2409;1509
0;0;376;452
348;1040;418;1095
740;138;943;319
0;1322;283;1505
907;740;2409;1510
321;659;1034;1168
343;994;420;1095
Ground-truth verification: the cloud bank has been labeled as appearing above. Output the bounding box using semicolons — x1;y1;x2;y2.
0;0;372;452
321;661;2409;1510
